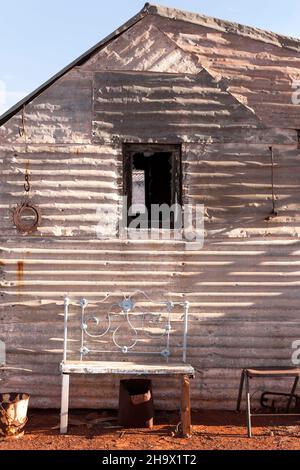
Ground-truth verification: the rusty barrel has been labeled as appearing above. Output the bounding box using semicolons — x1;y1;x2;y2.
118;379;154;428
0;393;30;438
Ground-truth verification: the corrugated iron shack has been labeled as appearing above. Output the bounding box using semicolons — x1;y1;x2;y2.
1;3;300;409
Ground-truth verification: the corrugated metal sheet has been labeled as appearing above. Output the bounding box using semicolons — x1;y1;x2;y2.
1;5;300;410
1;4;300;129
1;238;300;409
158;15;300;128
1;140;300;240
92;70;263;145
81;16;201;74
81;12;300;129
146;4;300;52
1;142;300;410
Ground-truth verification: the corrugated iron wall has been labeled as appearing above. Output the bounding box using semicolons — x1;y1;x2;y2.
81;13;300;128
1;13;300;409
1;237;300;409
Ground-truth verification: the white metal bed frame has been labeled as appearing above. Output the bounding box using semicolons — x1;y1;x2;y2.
60;292;195;436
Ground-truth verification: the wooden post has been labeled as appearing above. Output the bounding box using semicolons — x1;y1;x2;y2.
180;374;192;437
60;373;70;434
63;297;70;363
245;374;252;438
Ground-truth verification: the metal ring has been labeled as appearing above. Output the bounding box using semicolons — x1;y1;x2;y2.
13;202;41;234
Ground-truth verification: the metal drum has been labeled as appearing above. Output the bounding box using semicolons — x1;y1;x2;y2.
118;379;154;428
0;393;30;438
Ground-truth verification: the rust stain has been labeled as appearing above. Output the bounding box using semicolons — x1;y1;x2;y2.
17;260;24;288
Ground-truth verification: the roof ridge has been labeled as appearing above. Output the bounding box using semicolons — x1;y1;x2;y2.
144;3;300;53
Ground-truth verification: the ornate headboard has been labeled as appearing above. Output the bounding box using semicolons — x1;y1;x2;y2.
62;291;190;364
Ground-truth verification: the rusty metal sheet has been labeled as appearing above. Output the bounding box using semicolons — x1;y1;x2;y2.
92;70;265;145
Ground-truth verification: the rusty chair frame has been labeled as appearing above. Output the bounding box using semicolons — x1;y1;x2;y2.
237;367;300;437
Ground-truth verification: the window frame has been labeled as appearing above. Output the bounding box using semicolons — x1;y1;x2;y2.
123;143;182;229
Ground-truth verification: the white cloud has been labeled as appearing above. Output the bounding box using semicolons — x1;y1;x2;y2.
0;80;28;115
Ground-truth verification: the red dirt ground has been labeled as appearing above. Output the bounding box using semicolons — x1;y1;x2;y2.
1;410;300;450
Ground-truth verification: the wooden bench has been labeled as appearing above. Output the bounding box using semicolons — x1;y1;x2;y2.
60;293;195;436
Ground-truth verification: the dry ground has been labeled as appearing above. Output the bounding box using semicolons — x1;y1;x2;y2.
1;410;300;450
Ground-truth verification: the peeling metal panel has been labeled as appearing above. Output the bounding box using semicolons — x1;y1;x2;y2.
83;13;300;129
154;16;300;129
81;16;201;74
92;70;264;145
146;4;300;53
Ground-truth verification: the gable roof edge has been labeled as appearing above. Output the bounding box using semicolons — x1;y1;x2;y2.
146;3;300;53
2;2;300;128
0;4;150;127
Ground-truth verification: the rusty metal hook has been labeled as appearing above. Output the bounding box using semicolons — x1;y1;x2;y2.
24;173;30;193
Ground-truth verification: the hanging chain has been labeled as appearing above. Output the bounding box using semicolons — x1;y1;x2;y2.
19;105;26;138
19;105;31;197
265;146;278;221
13;105;41;233
24;170;30;193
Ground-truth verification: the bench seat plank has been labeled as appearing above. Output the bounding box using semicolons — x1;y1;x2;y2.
61;361;195;377
246;368;300;378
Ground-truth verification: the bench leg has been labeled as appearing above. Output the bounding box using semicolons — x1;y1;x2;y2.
245;373;252;438
60;373;70;434
181;375;192;437
236;369;245;412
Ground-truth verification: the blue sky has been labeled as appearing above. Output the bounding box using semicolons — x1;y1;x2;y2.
1;0;300;115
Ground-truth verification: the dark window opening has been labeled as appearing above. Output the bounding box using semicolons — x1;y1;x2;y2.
123;144;182;229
